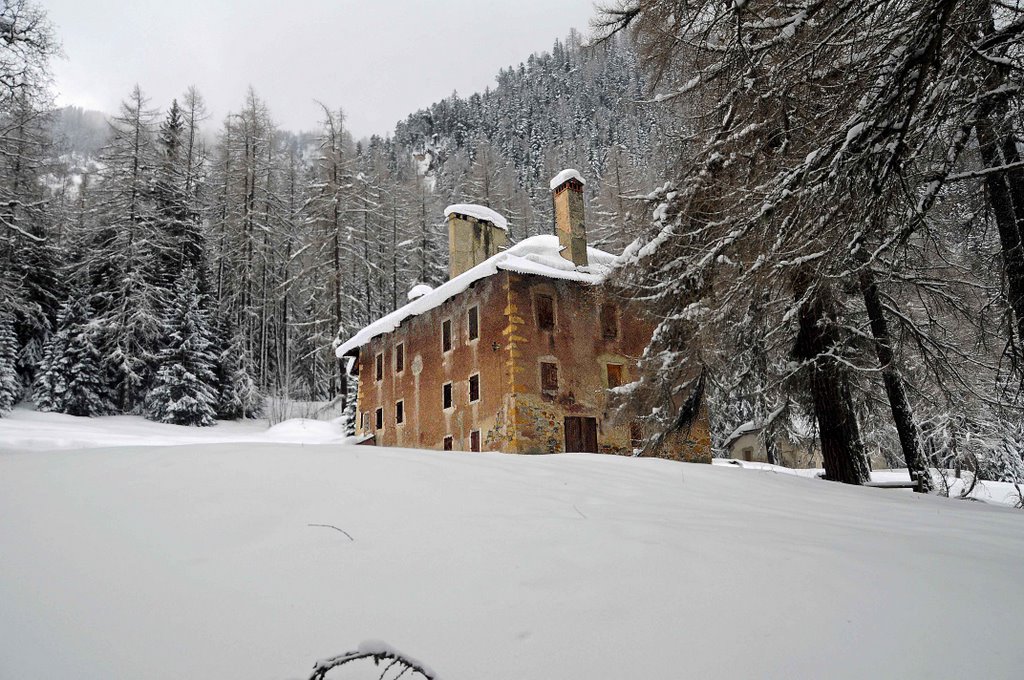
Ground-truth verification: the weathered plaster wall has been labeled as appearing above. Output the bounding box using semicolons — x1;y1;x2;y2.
356;274;507;451
447;214;508;278
355;269;711;464
500;273;650;455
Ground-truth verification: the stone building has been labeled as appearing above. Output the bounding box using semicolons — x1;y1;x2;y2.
337;170;710;459
724;419;889;470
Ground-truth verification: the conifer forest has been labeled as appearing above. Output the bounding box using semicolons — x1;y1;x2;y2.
2;0;1024;488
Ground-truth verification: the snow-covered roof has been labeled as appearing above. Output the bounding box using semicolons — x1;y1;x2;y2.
336;234;616;358
725;420;760;446
443;203;508;231
407;284;433;301
549;168;586;191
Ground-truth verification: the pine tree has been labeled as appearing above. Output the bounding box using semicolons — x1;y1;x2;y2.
84;85;163;413
34;291;114;417
0;310;22;414
0;5;62;393
211;315;262;419
145;270;218;426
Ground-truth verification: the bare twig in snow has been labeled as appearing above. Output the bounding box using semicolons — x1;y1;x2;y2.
309;641;438;680
308;523;354;541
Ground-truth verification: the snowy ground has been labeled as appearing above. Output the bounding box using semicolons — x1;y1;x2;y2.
1;411;1023;679
0;404;348;451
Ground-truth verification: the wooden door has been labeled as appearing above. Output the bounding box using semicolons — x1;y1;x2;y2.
564;416;599;453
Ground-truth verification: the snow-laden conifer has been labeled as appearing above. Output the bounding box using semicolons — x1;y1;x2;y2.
210;315;262;420
33;291;114;417
0;310;22;414
145;270;218;426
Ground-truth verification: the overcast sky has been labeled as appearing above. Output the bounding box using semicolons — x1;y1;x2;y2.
47;0;601;139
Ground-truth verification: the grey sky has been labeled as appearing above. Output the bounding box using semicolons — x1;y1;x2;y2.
47;0;600;138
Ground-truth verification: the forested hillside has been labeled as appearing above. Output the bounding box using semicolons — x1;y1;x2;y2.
0;1;666;427
4;0;1023;489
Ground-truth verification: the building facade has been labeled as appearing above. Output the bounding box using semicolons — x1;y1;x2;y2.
338;171;710;460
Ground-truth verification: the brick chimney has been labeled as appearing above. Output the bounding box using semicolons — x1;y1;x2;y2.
550;169;588;267
444;204;509;279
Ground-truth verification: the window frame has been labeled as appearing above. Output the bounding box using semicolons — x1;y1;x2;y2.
606;363;624;389
442;318;453;353
374;407;383;430
468;305;479;341
443;435;454;451
540;361;559;394
600;303;619;340
629;420;645;450
536;293;555;330
442;381;454;410
470;430;481;452
395;399;405;425
375;352;384;382
469;373;480;403
395;342;405;374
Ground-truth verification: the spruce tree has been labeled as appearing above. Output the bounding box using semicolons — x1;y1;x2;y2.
145;270;218;426
211;314;262;419
0;310;22;415
34;291;114;417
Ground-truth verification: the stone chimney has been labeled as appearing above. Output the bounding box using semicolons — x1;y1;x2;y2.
444;204;509;279
550;169;588;267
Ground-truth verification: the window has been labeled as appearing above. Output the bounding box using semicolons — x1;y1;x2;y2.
395;400;404;425
536;294;555;330
443;435;454;451
361;411;368;430
443;382;453;409
600;303;619;340
742;447;754;462
442;318;453;352
470;430;481;452
469;374;480;402
375;407;383;429
395;342;405;373
606;363;624;389
541;362;559;394
630;420;645;450
375;352;384;381
468;306;479;341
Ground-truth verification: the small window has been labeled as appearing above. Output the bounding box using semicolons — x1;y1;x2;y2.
442;319;453;352
395;342;405;373
396;400;404;425
536;294;555;330
468;306;479;341
742;447;754;462
443;382;453;409
469;374;480;402
606;363;624;389
375;352;384;381
361;411;368;429
375;407;383;429
470;430;481;452
541;361;558;393
443;435;454;451
630;420;645;450
601;303;619;340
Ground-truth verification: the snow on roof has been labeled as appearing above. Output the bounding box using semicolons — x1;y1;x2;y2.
725;420;759;446
407;284;433;301
336;234;616;358
443;203;508;231
549;168;586;191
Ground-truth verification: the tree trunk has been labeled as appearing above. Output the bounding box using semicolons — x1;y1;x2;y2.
793;278;871;485
859;267;933;492
975;110;1024;347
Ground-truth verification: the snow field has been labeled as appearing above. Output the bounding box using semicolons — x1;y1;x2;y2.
1;439;1023;679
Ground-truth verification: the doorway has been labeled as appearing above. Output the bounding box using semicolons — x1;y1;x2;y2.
564;416;599;453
